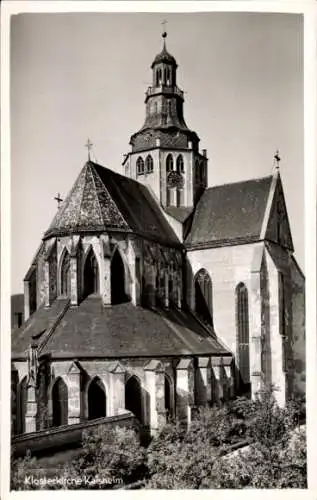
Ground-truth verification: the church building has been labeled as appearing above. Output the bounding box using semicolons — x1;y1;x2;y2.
11;33;305;436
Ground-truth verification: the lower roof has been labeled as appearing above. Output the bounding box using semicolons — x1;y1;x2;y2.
12;297;230;359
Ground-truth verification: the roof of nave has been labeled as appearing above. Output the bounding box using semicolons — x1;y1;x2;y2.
44;161;180;247
186;176;273;249
11;296;230;359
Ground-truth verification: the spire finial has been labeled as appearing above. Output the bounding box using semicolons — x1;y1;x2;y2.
273;149;281;172
161;20;167;48
85;138;93;161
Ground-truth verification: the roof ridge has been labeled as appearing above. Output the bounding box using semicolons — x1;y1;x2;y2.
87;163;105;226
90;160;147;189
206;175;273;191
77;164;90;227
89;162;129;229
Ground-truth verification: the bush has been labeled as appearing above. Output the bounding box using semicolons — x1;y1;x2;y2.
68;425;147;489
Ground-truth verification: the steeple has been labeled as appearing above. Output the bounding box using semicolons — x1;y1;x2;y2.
124;32;208;210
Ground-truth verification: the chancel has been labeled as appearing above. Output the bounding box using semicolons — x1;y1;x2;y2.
11;32;305;437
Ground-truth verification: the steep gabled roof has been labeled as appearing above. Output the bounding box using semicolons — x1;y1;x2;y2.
44;161;180;247
185;176;273;249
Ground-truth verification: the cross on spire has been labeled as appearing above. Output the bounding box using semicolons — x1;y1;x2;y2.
161;20;168;47
273;149;281;171
161;19;168;36
54;193;63;208
85;138;93;161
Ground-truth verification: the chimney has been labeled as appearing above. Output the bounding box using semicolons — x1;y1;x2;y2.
202;149;207;157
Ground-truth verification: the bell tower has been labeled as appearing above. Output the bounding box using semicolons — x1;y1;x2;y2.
123;32;208;209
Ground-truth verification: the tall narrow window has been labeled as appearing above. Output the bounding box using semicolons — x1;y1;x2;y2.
278;272;287;371
194;269;213;324
176;154;184;173
167;100;172;115
83;248;99;298
236;283;250;384
52;377;68;427
146;155;154;173
111;249;127;305
60;251;70;296
166;154;174;173
166;68;171;85
136;157;144;175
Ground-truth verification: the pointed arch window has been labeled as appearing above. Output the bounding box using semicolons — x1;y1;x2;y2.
194;269;213;324
83;248;99;298
166;154;174;173
236;283;250;384
176;154;184;174
146;155;154;174
136;157;144;176
88;377;107;420
52;377;68;427
60;251;70;296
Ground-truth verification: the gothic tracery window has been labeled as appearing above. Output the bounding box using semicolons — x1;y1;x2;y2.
60;251;70;296
83;248;99;298
136;157;145;175
146;155;154;173
166;154;174;173
194;269;213;324
236;283;250;385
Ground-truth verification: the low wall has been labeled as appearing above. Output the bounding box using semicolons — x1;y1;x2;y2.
12;412;138;458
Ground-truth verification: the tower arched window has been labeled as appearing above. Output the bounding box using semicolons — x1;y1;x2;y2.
167;100;172;115
156;69;162;86
166;154;174;173
176;154;184;173
166;67;171;85
236;283;250;385
136;157;144;175
146;155;154;173
194;269;213;324
60;250;70;296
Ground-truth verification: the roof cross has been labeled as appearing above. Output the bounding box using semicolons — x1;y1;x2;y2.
85;138;93;161
273;149;281;171
161;20;167;40
54;193;63;208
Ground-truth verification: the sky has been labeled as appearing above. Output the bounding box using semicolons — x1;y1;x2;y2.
10;11;304;294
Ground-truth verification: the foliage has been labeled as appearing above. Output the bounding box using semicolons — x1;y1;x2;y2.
11;388;306;490
67;425;147;489
210;427;306;488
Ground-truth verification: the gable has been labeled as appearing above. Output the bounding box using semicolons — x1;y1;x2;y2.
263;175;294;251
185;176;272;249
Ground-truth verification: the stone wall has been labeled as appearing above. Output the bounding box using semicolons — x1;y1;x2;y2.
12;354;234;436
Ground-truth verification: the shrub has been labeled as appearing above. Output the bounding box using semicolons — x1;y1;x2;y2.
68;425;147;489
